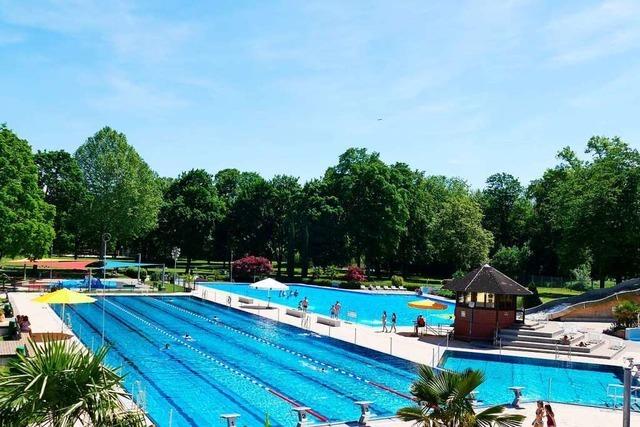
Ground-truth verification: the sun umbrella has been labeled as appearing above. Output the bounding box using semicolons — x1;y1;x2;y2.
249;278;289;307
407;299;447;310
34;288;96;332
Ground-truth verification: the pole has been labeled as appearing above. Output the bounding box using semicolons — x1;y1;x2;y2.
161;264;165;290
101;288;106;346
88;268;92;293
230;249;233;282
623;358;633;427
137;253;141;282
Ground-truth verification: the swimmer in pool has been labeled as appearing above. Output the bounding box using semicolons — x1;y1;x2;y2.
162;343;170;350
183;333;192;341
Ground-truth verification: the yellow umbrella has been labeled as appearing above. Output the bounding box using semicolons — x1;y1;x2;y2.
34;289;96;332
407;299;447;310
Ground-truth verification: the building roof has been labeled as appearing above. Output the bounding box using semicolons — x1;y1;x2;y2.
443;264;532;296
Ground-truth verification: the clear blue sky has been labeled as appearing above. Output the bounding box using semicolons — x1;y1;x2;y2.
1;1;638;188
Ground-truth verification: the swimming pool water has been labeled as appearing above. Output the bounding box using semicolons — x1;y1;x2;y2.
441;350;625;407
57;279;119;289
55;296;418;426
201;282;455;327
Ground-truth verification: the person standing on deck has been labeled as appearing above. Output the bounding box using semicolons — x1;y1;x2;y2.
381;311;388;333
390;312;397;333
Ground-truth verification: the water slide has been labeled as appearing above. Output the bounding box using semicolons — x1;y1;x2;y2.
526;277;640;320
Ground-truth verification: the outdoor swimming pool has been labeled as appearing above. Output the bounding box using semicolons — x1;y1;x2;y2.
57;279;119;289
55;296;418;426
201;282;455;327
441;350;625;408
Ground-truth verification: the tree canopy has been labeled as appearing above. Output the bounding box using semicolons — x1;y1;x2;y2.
34;150;88;256
74;127;162;254
4;121;640;285
0;124;55;259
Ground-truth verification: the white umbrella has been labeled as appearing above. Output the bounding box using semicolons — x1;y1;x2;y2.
249;278;289;307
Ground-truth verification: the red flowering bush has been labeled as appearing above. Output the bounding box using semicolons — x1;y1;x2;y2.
345;265;366;283
232;256;273;280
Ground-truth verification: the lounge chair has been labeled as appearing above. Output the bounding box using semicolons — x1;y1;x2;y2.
390;285;399;291
374;286;382;291
383;286;391;291
360;285;367;290
398;285;407;291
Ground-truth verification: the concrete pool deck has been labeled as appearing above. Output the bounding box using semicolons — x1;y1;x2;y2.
7;289;640;426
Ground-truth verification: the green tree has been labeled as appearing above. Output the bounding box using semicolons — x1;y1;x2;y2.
75;127;162;254
157;169;224;272
324;148;409;273
0;124;55;259
428;178;493;272
0;339;145;427
223;172;273;257
397;365;524;427
537;137;640;287
267;175;302;278
34;150;89;257
479;173;532;251
298;179;345;276
491;245;531;279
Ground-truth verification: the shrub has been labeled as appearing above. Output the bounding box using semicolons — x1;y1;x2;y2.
613;300;640;328
324;265;338;280
311;266;322;281
232;256;273;281
339;281;361;290
435;289;455;299
391;275;404;287
567;281;588;292
344;265;366;283
522;284;543;308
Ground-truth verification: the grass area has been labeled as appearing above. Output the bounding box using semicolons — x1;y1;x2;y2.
536;287;583;304
0;365;9;376
158;283;186;293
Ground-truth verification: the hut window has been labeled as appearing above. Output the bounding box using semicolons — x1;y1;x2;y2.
486;293;495;308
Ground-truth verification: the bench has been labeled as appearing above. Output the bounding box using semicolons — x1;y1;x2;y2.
317;317;341;327
286;308;304;318
238;296;254;304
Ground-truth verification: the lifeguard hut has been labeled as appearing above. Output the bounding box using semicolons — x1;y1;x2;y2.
443;264;532;341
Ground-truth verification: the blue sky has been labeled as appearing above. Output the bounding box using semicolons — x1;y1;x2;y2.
1;1;639;188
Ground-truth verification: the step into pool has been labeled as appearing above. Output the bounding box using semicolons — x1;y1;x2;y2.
55;296;418;426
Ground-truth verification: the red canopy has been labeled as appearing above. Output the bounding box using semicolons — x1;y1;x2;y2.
7;259;95;270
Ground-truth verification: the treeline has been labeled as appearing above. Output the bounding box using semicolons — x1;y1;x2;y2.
2;124;640;286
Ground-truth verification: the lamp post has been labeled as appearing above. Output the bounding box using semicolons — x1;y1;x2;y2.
137;253;141;282
171;247;181;287
622;357;637;427
102;233;111;279
101;233;110;346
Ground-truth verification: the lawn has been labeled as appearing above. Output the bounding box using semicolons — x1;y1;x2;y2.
536;287;582;304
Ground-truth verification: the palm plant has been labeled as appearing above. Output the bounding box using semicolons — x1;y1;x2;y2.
397;365;525;427
0;339;146;427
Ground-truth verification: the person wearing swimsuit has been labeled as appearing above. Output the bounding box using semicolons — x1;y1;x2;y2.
532;400;544;427
545;403;556;427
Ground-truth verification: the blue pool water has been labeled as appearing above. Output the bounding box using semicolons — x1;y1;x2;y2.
57;278;119;289
55;296;418;426
202;282;455;327
441;350;625;407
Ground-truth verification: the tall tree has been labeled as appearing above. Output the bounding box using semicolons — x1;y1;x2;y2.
267;175;302;278
34;150;88;257
0;124;55;259
75;127;162;255
324;148;409;273
479;173;532;251
298;179;344;276
224;172;273;257
428;177;493;272
157;169;224;272
544;137;640;286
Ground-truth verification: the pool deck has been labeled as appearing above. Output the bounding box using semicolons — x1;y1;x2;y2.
7;289;640;426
